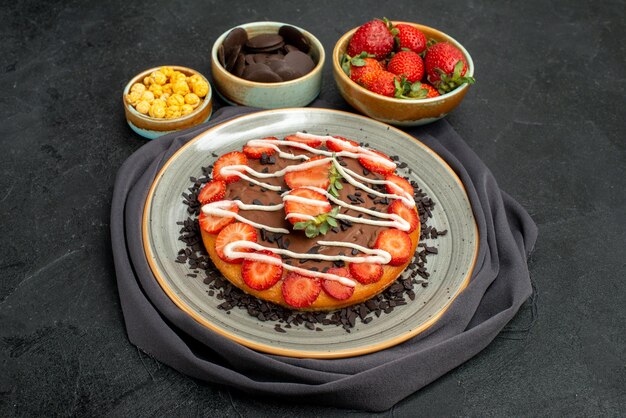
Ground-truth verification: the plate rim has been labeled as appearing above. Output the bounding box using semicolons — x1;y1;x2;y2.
142;107;479;359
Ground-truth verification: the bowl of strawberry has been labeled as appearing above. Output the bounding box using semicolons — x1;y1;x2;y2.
333;19;475;126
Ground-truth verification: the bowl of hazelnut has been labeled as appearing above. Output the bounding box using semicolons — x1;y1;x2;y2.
123;65;212;139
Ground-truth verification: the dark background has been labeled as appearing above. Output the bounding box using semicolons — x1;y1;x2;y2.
1;0;624;416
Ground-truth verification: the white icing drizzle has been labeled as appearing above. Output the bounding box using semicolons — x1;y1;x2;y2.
282;194;332;207
223;240;393;287
333;163;414;207
201;200;289;234
297;186;411;231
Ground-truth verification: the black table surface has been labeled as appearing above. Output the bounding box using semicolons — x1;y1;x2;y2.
2;0;625;416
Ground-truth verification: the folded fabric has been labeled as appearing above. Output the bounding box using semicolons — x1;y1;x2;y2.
110;103;537;411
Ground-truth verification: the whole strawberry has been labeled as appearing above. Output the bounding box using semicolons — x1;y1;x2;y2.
419;83;440;98
387;50;424;83
424;42;475;93
349;55;384;84
348;19;395;60
369;71;401;97
394;24;427;54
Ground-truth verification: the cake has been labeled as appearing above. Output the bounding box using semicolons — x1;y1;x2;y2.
197;132;420;311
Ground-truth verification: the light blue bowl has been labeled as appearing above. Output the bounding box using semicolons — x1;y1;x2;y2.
210;22;325;109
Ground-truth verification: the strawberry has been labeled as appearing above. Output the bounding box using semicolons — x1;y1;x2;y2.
358;149;395;175
198;203;239;234
385;174;414;198
387;51;424;83
322;267;355;300
214;222;257;264
284;156;331;189
281;272;322;308
242;137;277;159
419;83;440;98
212;151;248;184
359;68;385;90
197;180;226;205
424;42;474;93
374;229;412;266
284;134;322;149
347;19;395;60
283;188;331;225
399;81;441;99
326;136;360;153
348;257;384;284
368;71;401;97
349;57;384;84
394;24;427;54
241;250;283;290
388;199;419;233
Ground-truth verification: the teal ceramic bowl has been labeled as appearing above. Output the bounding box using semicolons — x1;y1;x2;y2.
210;22;325;108
122;66;213;140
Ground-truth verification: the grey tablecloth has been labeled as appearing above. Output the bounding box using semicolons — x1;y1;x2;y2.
110;104;538;411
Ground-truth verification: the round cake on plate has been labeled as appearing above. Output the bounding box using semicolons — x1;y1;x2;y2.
198;132;420;311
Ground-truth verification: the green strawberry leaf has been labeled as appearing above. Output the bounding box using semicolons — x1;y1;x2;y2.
294;204;341;238
293;221;308;230
341;54;352;76
305;224;318;238
327;157;344;198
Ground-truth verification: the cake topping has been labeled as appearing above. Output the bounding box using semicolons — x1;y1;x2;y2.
281;273;322;308
215;222;257;264
197;180;226;204
212;151;248;184
321;267;355;300
200;132;422;293
241;250;283;291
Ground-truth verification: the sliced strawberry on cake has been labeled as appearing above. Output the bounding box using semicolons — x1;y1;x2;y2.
215;222;257;264
358;149;395;175
349;257;384;284
374;228;412;266
198;203;239;233
197;180;226;205
284;156;331;189
284;134;322;149
242;137;278;159
283;187;331;225
281;272;322;308
321;267;355;300
241;250;283;290
388;199;420;233
385;174;414;199
212;151;248;184
326;136;360;153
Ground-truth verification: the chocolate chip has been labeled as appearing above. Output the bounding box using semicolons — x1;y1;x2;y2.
284;50;315;75
246;33;284;50
242;63;282;83
268;60;302;81
223;27;248;51
233;53;245;77
279;25;310;53
217;44;226;67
